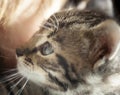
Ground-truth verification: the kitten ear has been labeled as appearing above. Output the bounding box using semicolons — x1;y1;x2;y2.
104;20;120;61
93;20;120;69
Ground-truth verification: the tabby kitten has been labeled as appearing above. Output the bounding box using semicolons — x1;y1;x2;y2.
16;9;120;95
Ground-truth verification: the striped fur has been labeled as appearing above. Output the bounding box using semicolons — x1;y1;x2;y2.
16;9;120;95
0;0;119;95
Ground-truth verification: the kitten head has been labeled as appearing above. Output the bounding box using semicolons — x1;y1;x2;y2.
16;10;120;91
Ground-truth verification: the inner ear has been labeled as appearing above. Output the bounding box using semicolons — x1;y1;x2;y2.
92;20;120;68
104;20;120;61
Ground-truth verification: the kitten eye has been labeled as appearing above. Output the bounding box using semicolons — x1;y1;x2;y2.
39;41;54;56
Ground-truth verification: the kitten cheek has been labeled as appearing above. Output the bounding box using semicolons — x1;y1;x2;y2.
17;60;49;84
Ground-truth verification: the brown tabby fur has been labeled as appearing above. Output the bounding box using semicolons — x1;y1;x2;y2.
16;9;120;95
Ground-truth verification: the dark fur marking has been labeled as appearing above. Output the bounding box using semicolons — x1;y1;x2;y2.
95;59;110;75
16;48;37;57
70;64;86;84
25;57;33;65
39;62;68;91
31;47;38;53
56;54;78;85
47;30;57;38
59;18;105;28
48;73;68;91
41;63;60;72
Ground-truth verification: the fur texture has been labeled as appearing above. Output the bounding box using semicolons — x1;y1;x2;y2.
16;9;120;95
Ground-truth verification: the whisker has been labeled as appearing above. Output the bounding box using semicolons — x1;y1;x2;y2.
0;73;19;83
53;14;59;31
4;72;19;78
0;76;21;90
49;17;55;25
39;24;53;31
10;77;24;89
39;17;57;31
0;76;19;83
45;21;57;28
48;18;57;29
0;67;16;70
8;77;24;95
16;79;29;95
1;69;17;74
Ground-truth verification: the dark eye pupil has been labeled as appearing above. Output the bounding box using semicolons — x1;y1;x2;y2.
40;41;54;56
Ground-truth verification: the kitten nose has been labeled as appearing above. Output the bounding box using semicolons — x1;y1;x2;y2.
16;49;24;57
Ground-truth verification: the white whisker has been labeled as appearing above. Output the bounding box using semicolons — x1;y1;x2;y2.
39;24;53;31
49;17;55;25
8;77;24;95
0;76;17;83
0;74;19;83
0;76;21;89
1;69;17;74
10;77;24;89
4;73;19;79
0;67;16;70
46;21;57;28
53;14;59;31
16;79;29;95
49;17;57;29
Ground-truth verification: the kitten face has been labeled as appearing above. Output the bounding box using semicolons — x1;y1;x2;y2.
16;10;120;92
